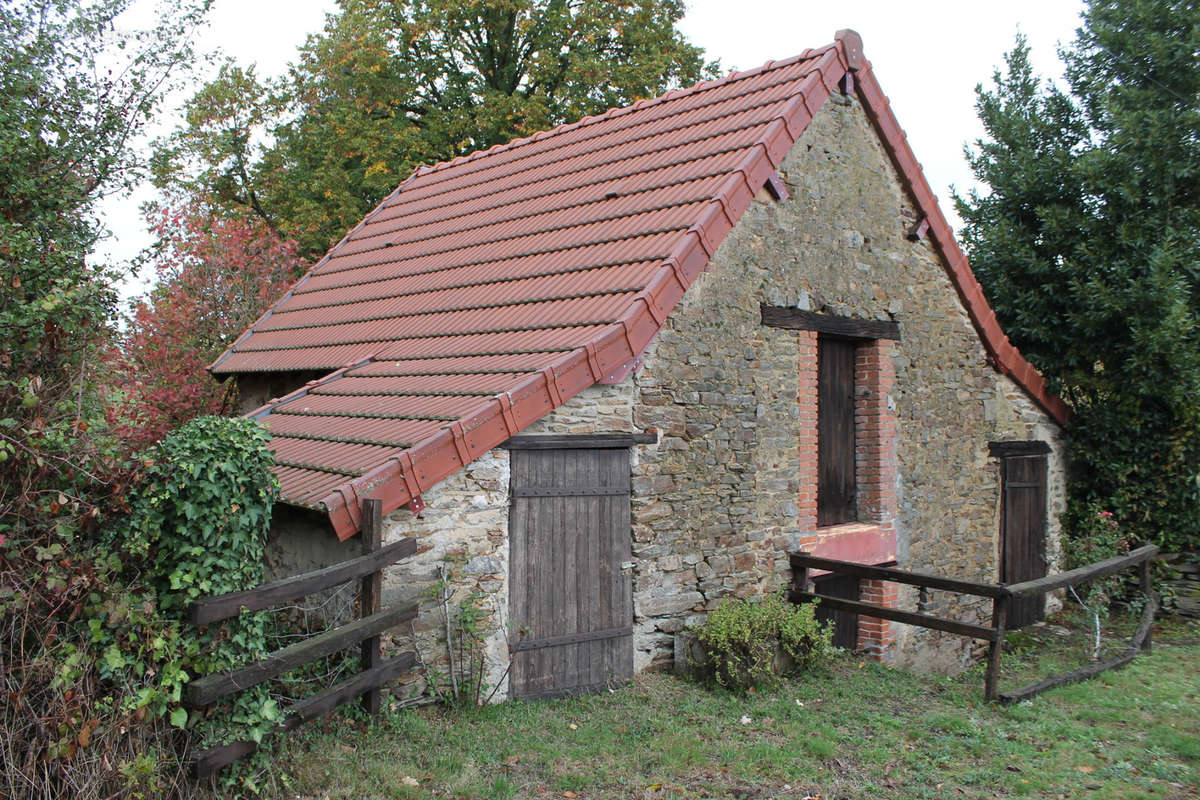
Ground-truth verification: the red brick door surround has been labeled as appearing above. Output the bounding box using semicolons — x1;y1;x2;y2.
795;329;899;659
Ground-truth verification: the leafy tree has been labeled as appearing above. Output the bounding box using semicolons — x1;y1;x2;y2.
155;0;718;256
957;1;1200;552
0;1;214;794
108;203;302;451
0;0;209;538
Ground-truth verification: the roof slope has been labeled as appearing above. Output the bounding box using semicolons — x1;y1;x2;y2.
213;31;1069;539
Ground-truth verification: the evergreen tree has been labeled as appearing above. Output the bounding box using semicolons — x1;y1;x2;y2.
958;1;1200;551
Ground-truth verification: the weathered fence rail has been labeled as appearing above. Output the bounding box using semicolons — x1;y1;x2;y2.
186;498;415;777
789;544;1159;704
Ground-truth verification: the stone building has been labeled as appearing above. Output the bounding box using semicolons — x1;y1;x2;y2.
212;31;1069;698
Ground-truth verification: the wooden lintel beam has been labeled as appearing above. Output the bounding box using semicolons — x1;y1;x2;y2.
761;305;900;341
501;432;657;450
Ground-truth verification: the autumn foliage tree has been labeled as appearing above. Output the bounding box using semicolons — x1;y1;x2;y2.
109;204;303;451
154;0;717;256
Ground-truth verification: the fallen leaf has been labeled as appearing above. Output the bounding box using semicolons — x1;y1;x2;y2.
1076;766;1094;774
563;792;578;798
568;723;578;731
401;776;419;787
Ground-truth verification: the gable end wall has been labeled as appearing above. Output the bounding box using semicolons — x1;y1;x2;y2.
518;91;1066;672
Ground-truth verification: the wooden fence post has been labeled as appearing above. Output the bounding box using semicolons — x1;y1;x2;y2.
984;593;1009;703
1139;558;1153;654
360;498;383;714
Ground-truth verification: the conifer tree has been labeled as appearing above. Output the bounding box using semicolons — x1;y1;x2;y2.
958;0;1200;551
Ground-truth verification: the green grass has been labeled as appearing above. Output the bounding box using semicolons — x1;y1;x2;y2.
269;611;1199;799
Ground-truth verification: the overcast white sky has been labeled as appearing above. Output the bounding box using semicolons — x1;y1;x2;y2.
99;0;1088;302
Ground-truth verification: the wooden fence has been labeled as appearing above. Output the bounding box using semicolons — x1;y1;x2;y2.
789;544;1159;704
184;498;416;777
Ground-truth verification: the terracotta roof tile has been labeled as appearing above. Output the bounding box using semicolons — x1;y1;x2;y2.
215;32;1067;539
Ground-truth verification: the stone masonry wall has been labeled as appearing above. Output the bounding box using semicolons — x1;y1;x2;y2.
262;455;512;703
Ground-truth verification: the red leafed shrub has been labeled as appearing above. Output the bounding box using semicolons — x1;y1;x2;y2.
108;204;303;451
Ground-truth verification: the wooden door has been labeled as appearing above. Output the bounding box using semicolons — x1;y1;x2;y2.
508;445;633;699
818;336;857;526
996;447;1048;628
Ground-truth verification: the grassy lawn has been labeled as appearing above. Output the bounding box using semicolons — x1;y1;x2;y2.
269;611;1199;799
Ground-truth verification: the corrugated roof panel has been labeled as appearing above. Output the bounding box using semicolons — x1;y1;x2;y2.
351;170;727;257
279;266;650;331
374;55;823;209
359;149;749;241
241;294;635;351
313;199;707;281
270;392;483;420
373;324;607;360
350;353;561;375
280;241;673;309
270;437;401;476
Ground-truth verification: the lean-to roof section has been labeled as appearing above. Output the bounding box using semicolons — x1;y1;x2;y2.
217;32;1068;539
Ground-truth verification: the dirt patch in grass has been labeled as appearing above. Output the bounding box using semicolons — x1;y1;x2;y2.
266;610;1199;800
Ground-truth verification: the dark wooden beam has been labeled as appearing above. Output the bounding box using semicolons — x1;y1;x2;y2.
360;498;383;715
789;552;1007;598
191;651;416;777
988;440;1052;458
501;432;657;450
789;591;1000;641
761;305;901;341
1005;545;1158;597
187;537;417;625
984;594;1009;702
764;173;790;202
906;216;930;241
184;602;417;707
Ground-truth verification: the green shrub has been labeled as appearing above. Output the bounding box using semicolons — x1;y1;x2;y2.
97;416;280;792
694;594;834;692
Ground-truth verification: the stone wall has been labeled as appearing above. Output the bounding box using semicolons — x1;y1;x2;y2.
259;455;512;703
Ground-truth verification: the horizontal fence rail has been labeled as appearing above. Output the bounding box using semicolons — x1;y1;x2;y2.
188;537;417;625
789;545;1160;704
187;497;416;778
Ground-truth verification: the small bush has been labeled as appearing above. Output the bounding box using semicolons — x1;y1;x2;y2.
694;594;834;692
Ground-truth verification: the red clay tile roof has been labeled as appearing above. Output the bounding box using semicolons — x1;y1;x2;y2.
213;31;1069;539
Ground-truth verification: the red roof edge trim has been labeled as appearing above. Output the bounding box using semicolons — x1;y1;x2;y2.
210;167;427;375
852;61;1070;426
